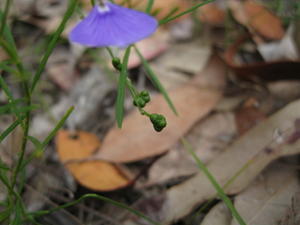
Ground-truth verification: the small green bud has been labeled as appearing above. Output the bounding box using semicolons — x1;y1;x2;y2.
149;113;167;132
140;90;151;103
133;97;146;108
112;57;122;71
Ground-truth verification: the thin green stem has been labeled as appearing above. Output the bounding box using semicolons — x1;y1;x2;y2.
159;0;215;25
181;138;247;225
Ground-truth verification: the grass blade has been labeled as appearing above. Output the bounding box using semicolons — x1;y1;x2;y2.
134;45;177;115
116;46;131;128
30;0;78;93
159;0;214;25
145;0;154;14
181;138;247;225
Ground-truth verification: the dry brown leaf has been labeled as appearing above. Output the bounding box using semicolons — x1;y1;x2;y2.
199;3;226;26
143;112;236;187
231;163;300;225
114;0;189;20
229;0;284;40
235;98;266;135
201;202;231;225
146;99;300;224
94;54;227;163
244;0;284;40
56;130;131;191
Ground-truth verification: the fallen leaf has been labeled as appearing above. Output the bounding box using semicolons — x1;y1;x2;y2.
223;35;300;80
244;0;284;40
235;98;266;135
94;54;227;163
201;202;231;225
149;99;300;224
199;2;226;26
231;163;299;225
56;130;131;191
229;0;284;40
279;192;300;225
126;29;170;69
143;112;236;187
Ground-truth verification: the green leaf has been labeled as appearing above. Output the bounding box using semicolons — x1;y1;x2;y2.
115;46;131;128
145;0;154;14
30;0;78;93
0;117;25;143
181;138;247;225
134;46;178;115
159;0;215;25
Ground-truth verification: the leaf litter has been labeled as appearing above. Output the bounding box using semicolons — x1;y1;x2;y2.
1;0;300;224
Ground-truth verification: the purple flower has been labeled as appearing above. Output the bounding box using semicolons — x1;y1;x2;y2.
69;1;158;47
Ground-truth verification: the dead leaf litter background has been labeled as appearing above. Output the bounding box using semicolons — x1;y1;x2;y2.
1;0;300;224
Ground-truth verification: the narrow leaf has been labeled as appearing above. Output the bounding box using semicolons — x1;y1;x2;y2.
116;46;131;128
0;117;24;143
134;45;177;115
145;0;154;14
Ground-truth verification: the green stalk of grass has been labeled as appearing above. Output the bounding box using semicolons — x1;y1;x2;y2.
181;138;247;225
159;0;215;25
0;0;12;37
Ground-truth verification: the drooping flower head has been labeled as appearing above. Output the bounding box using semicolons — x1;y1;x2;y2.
69;1;158;47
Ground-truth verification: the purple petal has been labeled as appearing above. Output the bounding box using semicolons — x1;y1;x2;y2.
69;2;158;47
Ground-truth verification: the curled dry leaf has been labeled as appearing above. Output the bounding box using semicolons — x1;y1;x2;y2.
231;163;300;225
146;99;300;224
56;130;131;191
94;54;227;163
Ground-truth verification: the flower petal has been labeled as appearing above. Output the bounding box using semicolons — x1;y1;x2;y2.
69;3;158;47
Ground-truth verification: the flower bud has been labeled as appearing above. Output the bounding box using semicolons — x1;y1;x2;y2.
140;90;150;103
133;97;146;108
149;113;167;132
112;57;122;71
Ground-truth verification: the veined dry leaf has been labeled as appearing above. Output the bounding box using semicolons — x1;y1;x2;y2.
146;99;300;224
94;54;227;163
201;202;231;225
231;163;300;225
56;130;131;191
